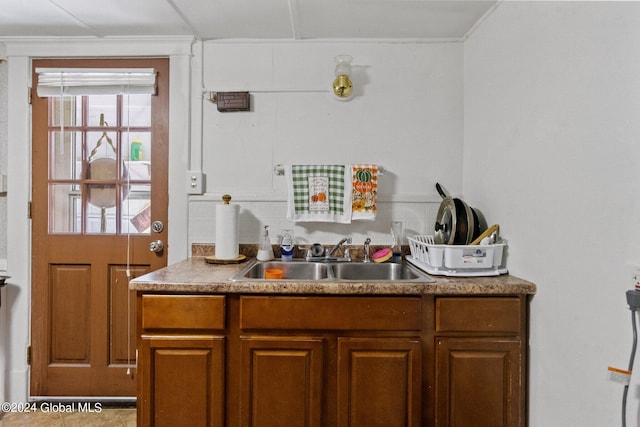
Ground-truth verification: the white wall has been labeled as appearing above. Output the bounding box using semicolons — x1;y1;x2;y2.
190;41;464;248
464;2;640;426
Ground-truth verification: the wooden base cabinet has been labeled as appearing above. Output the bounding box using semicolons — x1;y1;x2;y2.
237;296;423;427
137;295;227;427
139;335;225;427
434;296;527;427
436;338;521;427
136;293;529;427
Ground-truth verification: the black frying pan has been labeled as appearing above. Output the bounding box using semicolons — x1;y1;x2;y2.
435;183;475;245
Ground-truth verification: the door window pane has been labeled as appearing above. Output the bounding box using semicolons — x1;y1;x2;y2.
86;131;118;163
49;97;80;127
49;184;80;233
48;94;152;235
123;198;151;234
87;95;117;127
49;131;82;180
86;188;116;234
122;94;152;127
123;132;151;162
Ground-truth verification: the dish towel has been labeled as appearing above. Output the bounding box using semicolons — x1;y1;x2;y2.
286;164;352;223
351;164;378;221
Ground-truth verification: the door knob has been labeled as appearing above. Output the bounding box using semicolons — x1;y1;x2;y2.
149;240;164;253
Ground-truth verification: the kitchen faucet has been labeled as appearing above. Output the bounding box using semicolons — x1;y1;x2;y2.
327;237;352;257
363;238;371;262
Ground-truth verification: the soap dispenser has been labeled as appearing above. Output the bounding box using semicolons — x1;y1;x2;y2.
280;229;294;262
257;225;275;261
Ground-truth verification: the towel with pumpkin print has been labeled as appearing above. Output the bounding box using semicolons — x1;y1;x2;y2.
286;164;352;223
351;164;378;221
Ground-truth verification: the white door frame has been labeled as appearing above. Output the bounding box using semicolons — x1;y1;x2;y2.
2;37;195;402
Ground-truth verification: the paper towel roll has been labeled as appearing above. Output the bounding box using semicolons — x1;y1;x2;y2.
215;196;239;259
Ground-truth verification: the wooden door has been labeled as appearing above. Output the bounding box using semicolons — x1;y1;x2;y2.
30;58;169;396
435;337;522;427
337;337;422;427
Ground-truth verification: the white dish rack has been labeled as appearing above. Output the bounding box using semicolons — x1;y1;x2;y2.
406;235;508;277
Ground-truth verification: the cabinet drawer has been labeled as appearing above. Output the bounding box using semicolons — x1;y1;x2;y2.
436;297;521;334
240;296;421;331
141;295;225;330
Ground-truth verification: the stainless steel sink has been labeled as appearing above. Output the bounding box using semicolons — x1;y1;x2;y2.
230;259;433;282
332;262;426;281
232;260;331;281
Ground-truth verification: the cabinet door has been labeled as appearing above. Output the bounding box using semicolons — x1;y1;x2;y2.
337;337;422;427
139;335;225;427
241;336;324;427
436;337;522;427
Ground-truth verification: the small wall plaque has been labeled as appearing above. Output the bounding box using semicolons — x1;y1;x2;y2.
216;92;250;112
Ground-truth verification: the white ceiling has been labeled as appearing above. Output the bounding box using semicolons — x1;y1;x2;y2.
0;0;497;41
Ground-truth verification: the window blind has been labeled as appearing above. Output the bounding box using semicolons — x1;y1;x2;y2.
36;68;157;96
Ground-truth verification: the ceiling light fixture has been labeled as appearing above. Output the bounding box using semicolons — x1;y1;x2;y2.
332;54;353;101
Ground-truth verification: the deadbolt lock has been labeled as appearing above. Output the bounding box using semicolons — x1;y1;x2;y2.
151;221;164;233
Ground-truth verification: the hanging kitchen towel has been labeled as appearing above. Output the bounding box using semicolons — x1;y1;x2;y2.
351;164;378;221
286;164;352;223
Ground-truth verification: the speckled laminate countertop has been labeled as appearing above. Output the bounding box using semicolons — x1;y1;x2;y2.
129;257;537;295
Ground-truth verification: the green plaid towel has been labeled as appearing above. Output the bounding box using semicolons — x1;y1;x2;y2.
287;165;352;223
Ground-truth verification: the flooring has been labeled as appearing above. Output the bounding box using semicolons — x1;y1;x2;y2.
0;403;136;426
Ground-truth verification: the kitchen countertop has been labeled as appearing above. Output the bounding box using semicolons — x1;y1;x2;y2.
129;257;537;295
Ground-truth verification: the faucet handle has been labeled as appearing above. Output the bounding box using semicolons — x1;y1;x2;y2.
363;238;371;262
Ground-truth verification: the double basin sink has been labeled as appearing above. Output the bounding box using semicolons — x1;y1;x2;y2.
231;259;434;282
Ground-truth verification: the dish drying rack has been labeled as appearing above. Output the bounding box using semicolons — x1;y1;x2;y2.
406;235;508;277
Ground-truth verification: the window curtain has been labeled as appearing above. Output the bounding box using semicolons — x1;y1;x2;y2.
35;68;157;96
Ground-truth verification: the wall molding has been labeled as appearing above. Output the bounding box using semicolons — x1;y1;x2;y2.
1;36;194;57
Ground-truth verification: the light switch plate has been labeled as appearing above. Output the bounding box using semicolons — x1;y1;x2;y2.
186;171;205;194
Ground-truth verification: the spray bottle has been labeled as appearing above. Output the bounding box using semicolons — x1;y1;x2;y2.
280;230;294;262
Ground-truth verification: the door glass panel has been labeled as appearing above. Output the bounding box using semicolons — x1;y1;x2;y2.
86;131;118;163
123;132;151;162
49;131;82;180
122;94;152;127
49;184;80;233
86;186;117;233
50;97;80;127
47;94;152;235
87;95;118;127
124;198;151;234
